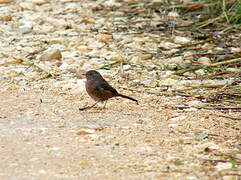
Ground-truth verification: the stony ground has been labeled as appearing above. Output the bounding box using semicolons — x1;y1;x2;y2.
0;0;240;180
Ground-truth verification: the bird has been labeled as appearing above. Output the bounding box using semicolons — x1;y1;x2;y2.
79;70;138;110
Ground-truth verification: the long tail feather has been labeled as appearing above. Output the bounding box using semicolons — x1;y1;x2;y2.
117;94;138;104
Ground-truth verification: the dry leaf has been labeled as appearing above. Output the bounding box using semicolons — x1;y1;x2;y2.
0;15;12;21
0;0;12;3
96;34;113;42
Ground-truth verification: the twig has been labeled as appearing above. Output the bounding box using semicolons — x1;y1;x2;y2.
166;104;241;112
22;58;53;77
98;61;120;70
15;56;54;79
174;58;241;75
0;58;23;66
218;115;241;121
204;106;241;111
1;56;53;80
195;14;225;29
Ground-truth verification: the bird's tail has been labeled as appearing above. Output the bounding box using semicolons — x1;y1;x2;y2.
117;94;138;104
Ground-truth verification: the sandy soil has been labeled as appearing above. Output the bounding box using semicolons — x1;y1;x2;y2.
0;78;240;180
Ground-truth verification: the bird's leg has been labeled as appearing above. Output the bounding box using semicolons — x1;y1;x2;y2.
103;100;108;109
79;101;98;111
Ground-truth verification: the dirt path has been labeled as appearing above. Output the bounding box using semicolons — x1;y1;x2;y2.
0;78;240;179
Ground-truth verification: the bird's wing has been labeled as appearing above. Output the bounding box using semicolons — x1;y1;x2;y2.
98;80;118;94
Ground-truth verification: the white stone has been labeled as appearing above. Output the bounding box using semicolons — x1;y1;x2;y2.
215;162;232;171
40;49;62;61
19;2;36;10
230;47;241;53
168;11;179;17
168;123;178;128
159;42;177;50
170;116;187;121
197;57;211;65
174;36;191;44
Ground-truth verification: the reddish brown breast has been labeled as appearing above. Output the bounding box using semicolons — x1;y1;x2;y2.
85;79;115;102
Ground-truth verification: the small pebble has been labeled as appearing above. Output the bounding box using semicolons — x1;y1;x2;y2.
40;49;62;61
